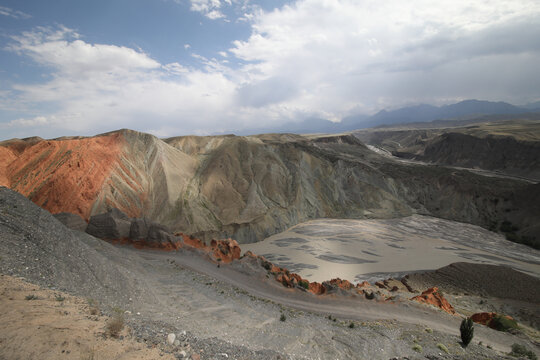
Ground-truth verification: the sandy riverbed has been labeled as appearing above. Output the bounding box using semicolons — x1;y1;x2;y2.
242;215;540;283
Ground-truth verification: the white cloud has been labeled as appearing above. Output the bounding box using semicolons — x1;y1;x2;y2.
190;0;225;19
0;6;31;19
2;0;540;139
5;116;49;127
187;0;252;21
228;0;540;115
7;27;159;77
2;26;243;136
205;9;225;19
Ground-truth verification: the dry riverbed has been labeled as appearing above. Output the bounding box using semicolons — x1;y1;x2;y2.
242;215;540;283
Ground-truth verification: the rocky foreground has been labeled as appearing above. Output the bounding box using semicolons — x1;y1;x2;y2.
1;186;539;359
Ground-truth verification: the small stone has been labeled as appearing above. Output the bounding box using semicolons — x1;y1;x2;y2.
178;350;187;358
173;340;180;346
167;333;176;345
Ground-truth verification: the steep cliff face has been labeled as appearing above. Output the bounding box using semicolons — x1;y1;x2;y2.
355;119;540;181
164;134;411;242
1;129;537;245
417;133;540;180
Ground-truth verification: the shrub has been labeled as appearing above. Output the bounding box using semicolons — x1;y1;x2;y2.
349;322;355;328
280;314;286;322
437;343;449;354
25;294;38;300
55;294;65;302
460;317;474;347
412;344;422;353
88;299;99;315
299;280;309;290
490;315;518;332
364;291;375;300
509;343;537;360
106;314;124;338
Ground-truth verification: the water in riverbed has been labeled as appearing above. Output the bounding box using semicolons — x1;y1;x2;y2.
242;215;540;283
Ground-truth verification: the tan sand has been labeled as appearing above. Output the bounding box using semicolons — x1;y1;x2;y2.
0;274;174;360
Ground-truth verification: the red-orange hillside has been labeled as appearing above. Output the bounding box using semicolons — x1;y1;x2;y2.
0;133;123;220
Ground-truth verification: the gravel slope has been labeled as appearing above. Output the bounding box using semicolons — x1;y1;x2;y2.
1;187;537;359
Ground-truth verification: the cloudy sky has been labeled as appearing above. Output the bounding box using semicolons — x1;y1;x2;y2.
1;0;539;140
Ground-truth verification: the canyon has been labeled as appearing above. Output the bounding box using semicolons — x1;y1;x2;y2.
1;118;539;359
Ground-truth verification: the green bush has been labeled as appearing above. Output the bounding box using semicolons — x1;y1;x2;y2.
437;343;449;354
460;317;474;347
280;314;286;322
349;322;355;328
509;343;537;360
490;315;518;332
25;294;38;300
412;344;422;353
299;280;309;290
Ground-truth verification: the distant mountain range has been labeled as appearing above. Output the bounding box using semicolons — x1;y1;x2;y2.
234;99;540;135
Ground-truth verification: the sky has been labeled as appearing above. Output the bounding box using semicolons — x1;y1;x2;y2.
0;0;539;140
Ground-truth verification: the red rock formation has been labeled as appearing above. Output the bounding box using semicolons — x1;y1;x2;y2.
471;312;496;326
1;134;123;220
180;234;205;249
308;282;326;295
411;287;456;314
356;281;370;288
471;312;515;329
327;278;354;291
116;238;183;251
209;239;241;263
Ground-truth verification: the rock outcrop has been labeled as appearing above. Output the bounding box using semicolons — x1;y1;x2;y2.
53;212;88;232
411;287;456;314
86;208;132;240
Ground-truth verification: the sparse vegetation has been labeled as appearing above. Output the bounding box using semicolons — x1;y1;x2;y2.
106;313;124;338
490;314;519;332
55;294;65;301
80;347;95;360
349;322;355;328
437;343;449;354
88;299;99;315
425;327;433;333
509;343;537;360
412;344;422;353
25;294;38;300
299;280;309;290
460;317;474;347
280;314;286;322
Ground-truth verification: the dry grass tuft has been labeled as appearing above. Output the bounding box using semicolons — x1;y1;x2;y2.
106;314;124;338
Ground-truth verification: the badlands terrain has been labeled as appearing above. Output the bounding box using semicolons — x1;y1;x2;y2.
0;117;539;359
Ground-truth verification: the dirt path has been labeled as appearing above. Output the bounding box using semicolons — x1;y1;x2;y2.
121;248;534;357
